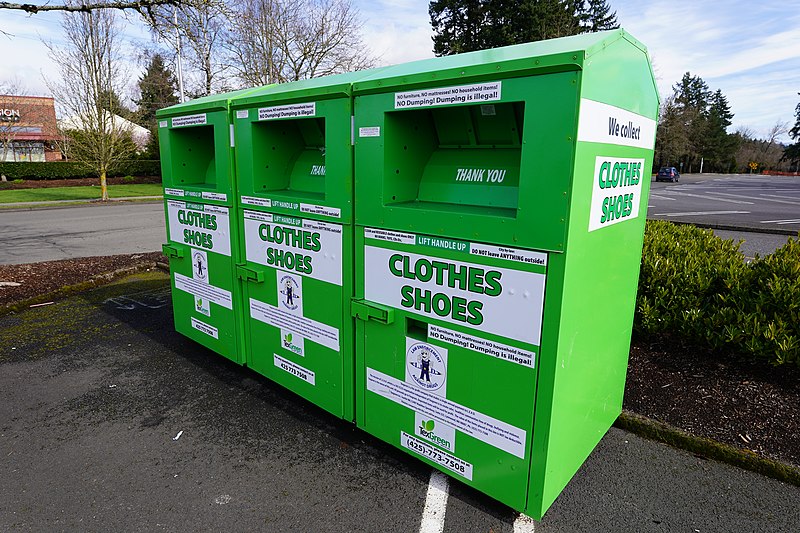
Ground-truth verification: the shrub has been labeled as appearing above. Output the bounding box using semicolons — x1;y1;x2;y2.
121;175;135;183
0;160;161;180
635;220;800;366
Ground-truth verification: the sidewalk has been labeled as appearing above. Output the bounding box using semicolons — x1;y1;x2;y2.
0;195;162;209
1;274;798;531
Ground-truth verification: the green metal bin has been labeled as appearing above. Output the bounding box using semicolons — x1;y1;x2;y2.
230;70;383;420
351;30;659;518
157;88;260;365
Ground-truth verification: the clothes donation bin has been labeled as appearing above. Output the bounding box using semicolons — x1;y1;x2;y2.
230;70;382;420
157;88;258;365
351;29;658;518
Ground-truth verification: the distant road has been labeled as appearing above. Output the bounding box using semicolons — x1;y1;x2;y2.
0;202;165;265
647;173;800;233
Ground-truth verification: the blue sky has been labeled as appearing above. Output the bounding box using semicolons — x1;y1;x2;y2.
2;0;798;141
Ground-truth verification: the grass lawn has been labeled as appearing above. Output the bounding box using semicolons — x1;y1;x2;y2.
0;184;163;204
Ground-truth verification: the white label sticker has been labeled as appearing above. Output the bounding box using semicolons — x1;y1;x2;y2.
395;82;501;109
588;156;646;232
236;109;249;119
171;113;207;127
401;432;472;480
364;227;415;245
428;325;535;368
174;273;232;309
244;210;343;286
469;244;547;267
164;188;184;197
414;413;456;453
364;246;546;346
300;203;341;219
280;328;305;357
259;102;316;120
240;196;272;207
250;298;339;352
406;338;448;397
577;99;656;149
158;120;168;128
368;368;526;458
274;354;315;385
194;295;211;317
191;317;218;339
166;200;231;257
359;126;381;137
201;192;227;202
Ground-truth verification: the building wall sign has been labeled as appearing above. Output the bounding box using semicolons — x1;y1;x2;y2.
1;109;21;122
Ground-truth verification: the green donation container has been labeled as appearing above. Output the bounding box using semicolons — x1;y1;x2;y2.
230;70;381;420
158;89;257;365
351;30;658;518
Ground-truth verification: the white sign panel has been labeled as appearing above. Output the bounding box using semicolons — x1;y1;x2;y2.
364;246;546;346
395;82;501;109
243;210;343;286
250;298;339;352
577;99;656;149
364;227;415;245
191;317;218;339
367;368;526;458
401;432;472;480
166;200;231;257
588;156;646;232
171;113;207;127
274;354;316;385
259;102;316;120
174;273;232;310
428;324;535;368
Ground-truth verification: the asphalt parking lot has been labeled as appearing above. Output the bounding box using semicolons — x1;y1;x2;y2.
2;273;799;532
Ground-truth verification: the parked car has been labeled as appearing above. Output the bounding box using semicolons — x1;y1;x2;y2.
656;167;680;182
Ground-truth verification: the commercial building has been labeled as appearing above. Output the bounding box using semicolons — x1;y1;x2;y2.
0;95;61;162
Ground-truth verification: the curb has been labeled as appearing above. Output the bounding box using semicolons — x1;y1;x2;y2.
657;220;799;237
0;197;163;211
615;410;800;487
0;261;165;318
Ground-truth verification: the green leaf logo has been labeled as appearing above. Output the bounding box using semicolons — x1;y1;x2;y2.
286;333;293;343
425;420;435;432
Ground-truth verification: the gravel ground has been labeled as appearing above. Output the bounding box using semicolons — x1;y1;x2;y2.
1;253;798;470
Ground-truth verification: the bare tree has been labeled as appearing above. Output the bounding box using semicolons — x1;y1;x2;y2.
44;7;137;201
0;0;177;15
226;0;375;86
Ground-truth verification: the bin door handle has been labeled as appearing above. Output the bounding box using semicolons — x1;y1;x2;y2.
351;299;394;324
236;265;265;283
162;243;184;259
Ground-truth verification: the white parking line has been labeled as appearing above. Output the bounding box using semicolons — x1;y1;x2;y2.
648;194;676;201
513;513;537;533
761;194;800;201
654;210;750;217
669;192;753;204
714;192;800;206
760;218;800;225
419;471;449;533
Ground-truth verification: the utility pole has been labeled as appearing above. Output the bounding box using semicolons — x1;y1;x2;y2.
699;156;704;174
175;6;185;103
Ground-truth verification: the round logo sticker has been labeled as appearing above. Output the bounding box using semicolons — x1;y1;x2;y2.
278;274;300;311
407;342;446;392
192;250;208;281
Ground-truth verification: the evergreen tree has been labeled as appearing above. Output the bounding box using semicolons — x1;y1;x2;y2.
98;88;134;121
705;89;738;171
430;0;594;56
135;53;178;130
580;0;619;32
785;94;800;171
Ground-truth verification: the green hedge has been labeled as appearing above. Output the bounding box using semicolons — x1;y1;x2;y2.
0;160;161;180
636;221;800;366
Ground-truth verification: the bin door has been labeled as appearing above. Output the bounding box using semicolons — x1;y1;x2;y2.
163;200;240;363
355;227;547;510
239;209;351;419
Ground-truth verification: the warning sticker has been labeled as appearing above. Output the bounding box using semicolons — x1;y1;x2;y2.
428;325;535;368
359;126;380;137
259;102;316;120
164;188;184;197
364;228;415;245
241;196;272;208
250;298;339;352
201;192;227;202
367;367;526;458
274;354;315;385
300;203;341;219
191;317;218;339
401;432;472;480
175;273;232;309
395;82;501;109
236;110;249;119
469;243;547;267
171;113;207;127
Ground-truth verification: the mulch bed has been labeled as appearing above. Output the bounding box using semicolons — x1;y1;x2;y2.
1;253;798;469
0;176;161;190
